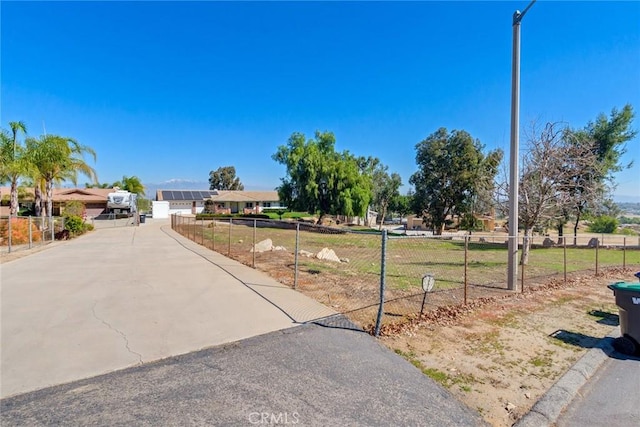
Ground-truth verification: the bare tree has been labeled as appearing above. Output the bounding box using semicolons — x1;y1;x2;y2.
517;122;600;264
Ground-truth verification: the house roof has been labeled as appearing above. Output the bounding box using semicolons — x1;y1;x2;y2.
0;187;114;203
208;191;280;203
156;190;219;201
155;189;279;203
53;188;114;202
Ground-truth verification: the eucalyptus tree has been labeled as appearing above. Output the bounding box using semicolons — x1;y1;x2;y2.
25;134;98;218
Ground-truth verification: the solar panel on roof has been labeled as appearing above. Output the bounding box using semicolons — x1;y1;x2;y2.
160;191;171;200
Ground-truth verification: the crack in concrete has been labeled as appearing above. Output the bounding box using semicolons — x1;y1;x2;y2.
92;302;144;365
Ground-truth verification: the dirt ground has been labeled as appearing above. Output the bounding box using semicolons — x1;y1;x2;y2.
378;268;634;427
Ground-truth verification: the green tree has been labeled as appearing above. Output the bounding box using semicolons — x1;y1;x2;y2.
272;131;373;220
208;166;244;190
25;135;98;218
389;193;412;219
113;175;145;196
371;165;402;229
409;128;502;235
568;104;636;242
85;182;111;189
588;216;618;234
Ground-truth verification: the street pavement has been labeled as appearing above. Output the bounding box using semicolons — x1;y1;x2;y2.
556;343;640;427
1;321;485;426
516;329;640;427
0;218;486;426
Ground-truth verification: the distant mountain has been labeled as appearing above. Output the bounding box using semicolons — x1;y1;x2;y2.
614;195;640;203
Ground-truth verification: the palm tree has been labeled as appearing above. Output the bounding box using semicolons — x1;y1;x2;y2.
26;135;98;218
113;175;145;196
0;121;29;216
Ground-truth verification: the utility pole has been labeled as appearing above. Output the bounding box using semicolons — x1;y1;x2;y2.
508;0;536;291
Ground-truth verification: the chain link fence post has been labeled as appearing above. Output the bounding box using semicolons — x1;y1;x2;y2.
294;223;300;289
252;219;256;268
212;217;216;251
464;235;468;304
623;237;626;269
595;238;599;276
28;216;33;249
563;238;567;284
374;229;388;337
228;217;232;256
7;215;12;253
521;236;526;293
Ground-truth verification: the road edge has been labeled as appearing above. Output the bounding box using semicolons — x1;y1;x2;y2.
513;326;619;427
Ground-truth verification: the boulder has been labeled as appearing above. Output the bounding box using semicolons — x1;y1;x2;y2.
587;237;599;248
251;238;273;253
298;250;314;258
316;247;341;263
542;237;555;247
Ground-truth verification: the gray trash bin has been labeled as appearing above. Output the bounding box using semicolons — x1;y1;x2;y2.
139;214;146;224
607;281;640;355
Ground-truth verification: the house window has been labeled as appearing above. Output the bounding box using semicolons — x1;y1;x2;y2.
264;202;271;208
246;202;253;208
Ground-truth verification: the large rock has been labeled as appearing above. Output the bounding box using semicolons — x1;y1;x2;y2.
298;250;314;258
251;238;273;253
316;247;341;263
587;237;599;248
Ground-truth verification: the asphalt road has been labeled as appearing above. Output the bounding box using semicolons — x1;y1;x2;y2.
1;322;486;426
557;349;640;427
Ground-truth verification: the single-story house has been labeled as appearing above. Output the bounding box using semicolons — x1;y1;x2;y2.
154;189;283;217
1;186;114;217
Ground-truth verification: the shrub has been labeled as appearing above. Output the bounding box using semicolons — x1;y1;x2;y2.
63;214;85;236
0;217;43;245
64;201;85;218
588;216;618;234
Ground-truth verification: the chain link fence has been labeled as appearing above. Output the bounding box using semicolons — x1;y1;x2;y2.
0;216;65;255
171;215;640;335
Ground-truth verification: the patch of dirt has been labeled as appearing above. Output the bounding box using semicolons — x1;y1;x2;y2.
379;269;631;427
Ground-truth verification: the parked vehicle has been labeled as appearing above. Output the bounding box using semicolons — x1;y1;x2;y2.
107;190;137;214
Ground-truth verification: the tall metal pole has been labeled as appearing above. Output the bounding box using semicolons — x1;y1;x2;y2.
508;0;536;291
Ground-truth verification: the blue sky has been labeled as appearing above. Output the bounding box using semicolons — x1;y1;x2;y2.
2;1;639;201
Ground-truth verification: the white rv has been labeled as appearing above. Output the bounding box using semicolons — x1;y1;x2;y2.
107;190;137;214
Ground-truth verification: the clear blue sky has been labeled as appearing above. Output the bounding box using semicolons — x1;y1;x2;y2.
2;1;639;201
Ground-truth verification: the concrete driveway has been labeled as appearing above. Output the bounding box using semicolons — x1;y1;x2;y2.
0;218;333;398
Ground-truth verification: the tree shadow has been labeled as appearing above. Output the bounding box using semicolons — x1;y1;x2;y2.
549;330;640;361
587;310;619;326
